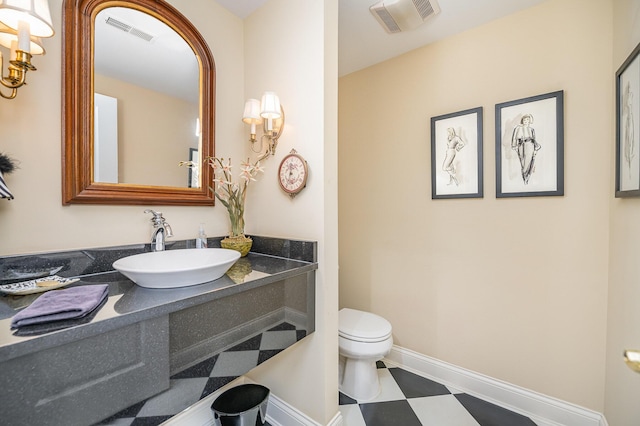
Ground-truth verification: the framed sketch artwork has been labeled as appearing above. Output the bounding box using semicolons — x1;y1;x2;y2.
616;42;640;197
430;107;483;199
495;91;564;198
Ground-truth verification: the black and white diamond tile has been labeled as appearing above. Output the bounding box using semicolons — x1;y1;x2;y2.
96;322;303;426
99;324;536;426
339;361;538;426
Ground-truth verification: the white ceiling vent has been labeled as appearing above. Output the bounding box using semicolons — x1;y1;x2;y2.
105;16;155;42
370;0;441;34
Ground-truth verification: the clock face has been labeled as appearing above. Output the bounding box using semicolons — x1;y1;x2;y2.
278;153;308;195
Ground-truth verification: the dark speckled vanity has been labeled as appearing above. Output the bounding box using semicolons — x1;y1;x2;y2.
0;236;317;426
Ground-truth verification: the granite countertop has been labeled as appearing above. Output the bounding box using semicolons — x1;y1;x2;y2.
0;236;318;363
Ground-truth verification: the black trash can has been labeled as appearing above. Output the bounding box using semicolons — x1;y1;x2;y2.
211;384;270;426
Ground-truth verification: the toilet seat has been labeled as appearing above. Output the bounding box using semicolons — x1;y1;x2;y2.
339;308;392;343
338;308;393;401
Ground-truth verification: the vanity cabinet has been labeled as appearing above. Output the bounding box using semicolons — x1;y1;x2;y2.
0;316;169;426
0;236;317;426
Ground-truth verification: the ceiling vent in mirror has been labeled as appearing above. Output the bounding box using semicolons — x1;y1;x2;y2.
370;0;441;34
105;16;155;42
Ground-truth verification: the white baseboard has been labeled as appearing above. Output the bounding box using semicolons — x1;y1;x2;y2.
384;345;608;426
266;392;343;426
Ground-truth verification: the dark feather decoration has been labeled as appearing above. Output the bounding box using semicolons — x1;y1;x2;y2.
0;153;16;175
0;153;16;200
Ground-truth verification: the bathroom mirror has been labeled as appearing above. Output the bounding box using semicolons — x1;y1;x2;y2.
62;0;215;205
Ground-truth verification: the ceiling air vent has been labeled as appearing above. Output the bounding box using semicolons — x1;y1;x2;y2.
371;6;401;33
105;16;155;42
370;0;441;34
105;16;131;32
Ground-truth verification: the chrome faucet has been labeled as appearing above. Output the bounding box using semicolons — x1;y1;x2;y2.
144;209;173;251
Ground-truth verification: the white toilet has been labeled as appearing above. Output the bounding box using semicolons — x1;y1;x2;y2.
338;308;393;401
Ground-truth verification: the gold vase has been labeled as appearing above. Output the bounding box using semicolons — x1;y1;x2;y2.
220;235;253;257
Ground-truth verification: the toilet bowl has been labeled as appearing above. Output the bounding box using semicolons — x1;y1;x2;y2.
338;308;393;401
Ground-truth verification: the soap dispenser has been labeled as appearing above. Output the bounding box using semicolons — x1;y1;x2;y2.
196;223;207;248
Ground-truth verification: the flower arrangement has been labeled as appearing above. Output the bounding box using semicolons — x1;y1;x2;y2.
207;157;264;239
180;155;263;256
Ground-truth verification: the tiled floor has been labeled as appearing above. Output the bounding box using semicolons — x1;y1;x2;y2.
98;323;536;426
339;361;537;426
96;322;305;426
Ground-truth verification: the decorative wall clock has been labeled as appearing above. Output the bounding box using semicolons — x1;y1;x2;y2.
278;149;308;197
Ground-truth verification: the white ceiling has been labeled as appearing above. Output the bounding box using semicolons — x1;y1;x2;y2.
95;0;548;100
215;0;269;19
215;0;547;77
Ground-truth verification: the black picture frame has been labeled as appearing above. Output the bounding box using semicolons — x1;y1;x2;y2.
495;91;564;198
615;42;640;197
430;107;483;199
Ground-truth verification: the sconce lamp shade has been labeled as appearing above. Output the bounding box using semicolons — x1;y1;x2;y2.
242;91;285;159
0;0;54;37
0;21;43;54
260;91;281;120
242;98;262;125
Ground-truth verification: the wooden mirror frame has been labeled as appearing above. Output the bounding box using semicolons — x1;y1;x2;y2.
62;0;215;205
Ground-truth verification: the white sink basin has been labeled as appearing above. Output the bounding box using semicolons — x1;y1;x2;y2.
112;248;241;289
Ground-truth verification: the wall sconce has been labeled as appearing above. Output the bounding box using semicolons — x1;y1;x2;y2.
242;91;285;161
0;0;54;100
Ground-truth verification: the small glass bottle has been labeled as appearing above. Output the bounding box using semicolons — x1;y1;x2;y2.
196;223;207;248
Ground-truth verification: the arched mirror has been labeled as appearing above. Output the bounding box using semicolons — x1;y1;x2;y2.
62;0;215;205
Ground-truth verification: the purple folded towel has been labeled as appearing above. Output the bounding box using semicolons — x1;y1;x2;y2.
10;284;109;329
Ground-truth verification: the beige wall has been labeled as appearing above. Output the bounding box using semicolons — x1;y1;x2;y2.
242;0;340;423
0;0;339;424
95;74;198;187
339;0;612;412
606;1;640;424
